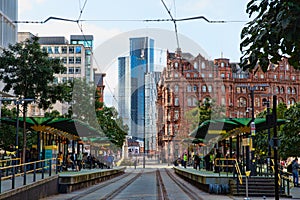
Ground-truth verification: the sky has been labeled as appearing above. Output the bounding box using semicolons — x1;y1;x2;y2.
18;0;250;105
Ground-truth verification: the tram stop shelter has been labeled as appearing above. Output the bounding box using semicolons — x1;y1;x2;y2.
0;117;104;161
189;117;286;161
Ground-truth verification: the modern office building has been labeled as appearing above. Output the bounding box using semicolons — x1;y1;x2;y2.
118;37;155;149
0;0;17;51
17;33;97;116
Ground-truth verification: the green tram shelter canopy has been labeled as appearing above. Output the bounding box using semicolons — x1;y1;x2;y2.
0;117;103;141
189;117;286;141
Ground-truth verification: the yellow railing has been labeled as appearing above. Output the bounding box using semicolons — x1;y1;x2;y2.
0;158;21;167
214;158;243;184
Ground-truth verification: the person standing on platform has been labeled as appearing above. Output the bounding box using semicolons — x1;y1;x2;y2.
183;152;188;168
292;158;299;187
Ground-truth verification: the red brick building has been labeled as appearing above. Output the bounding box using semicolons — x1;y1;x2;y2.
156;50;300;163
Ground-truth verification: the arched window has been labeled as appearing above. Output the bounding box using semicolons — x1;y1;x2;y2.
280;87;284;94
201;62;206;69
202;85;207;92
287;87;291;94
194;62;198;69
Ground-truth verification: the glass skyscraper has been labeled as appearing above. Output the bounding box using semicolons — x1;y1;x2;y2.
118;37;154;141
0;0;17;51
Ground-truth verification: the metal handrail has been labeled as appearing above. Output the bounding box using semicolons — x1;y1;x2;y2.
214;158;243;184
0;158;58;193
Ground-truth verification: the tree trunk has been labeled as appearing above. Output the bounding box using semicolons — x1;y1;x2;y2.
22;104;27;165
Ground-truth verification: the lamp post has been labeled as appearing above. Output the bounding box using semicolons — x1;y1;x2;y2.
263;99;271;175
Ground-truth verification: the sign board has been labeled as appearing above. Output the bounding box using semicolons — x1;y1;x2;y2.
242;138;250;146
250;122;256;136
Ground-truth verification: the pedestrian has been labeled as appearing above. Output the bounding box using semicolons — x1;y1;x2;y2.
77;151;83;171
57;152;63;172
183;152;188;168
292;158;299;187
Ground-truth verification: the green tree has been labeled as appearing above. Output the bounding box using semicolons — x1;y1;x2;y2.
198;98;226;125
240;1;300;71
279;102;300;158
0;36;67;163
96;106;128;148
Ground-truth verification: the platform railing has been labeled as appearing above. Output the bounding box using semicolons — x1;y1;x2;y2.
0;158;58;193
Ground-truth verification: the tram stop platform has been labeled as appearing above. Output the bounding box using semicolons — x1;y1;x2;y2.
174;166;300;199
0;167;126;200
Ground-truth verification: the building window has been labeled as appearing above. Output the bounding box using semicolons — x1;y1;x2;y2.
186;73;190;78
75;57;81;64
274;75;277;80
193;85;197;92
42;46;47;52
69;46;74;54
174;85;179;93
260;74;264;79
292;76;296;81
187;97;192;106
194;62;198;69
75;68;81;74
174;110;179;120
75;46;82;54
174;62;178;68
62;46;67;54
201;62;205;69
287;87;291;94
221;85;225;93
174;97;179;106
208;85;212;92
209;73;213;78
68;67;75;74
54;46;60;54
61;57;67;64
194;73;198;78
255;97;260;107
201;73;205;78
238;97;247;108
280;87;284;94
221;62;225;67
187;85;192;92
47;47;53;54
202;85;207;92
221;73;225;78
174;73;179;78
193;97;198;106
69;57;74;64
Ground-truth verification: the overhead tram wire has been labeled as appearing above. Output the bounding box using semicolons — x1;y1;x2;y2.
13;16;247;24
160;0;180;50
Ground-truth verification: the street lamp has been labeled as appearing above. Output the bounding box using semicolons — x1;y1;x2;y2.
263;99;271;175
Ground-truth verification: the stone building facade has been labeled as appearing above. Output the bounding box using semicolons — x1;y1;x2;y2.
156;50;300;163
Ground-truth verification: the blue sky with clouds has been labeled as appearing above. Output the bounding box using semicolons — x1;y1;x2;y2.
18;0;249;62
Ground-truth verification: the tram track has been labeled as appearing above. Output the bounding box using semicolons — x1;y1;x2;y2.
164;168;204;200
64;170;143;200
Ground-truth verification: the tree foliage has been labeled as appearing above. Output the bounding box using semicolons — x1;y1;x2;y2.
240;0;300;71
0;36;67;163
279;102;300;158
96;106;128;148
198;98;226;125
